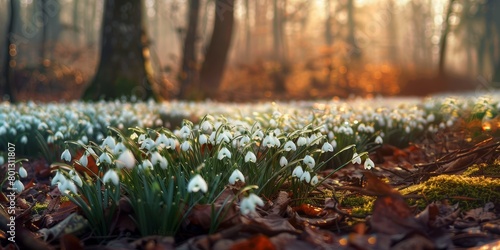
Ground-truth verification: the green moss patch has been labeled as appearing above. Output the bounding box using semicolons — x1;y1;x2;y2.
463;160;500;177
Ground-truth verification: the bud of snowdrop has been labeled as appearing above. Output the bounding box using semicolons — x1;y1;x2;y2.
292;166;304;178
20;135;28;144
101;136;116;150
300;171;311;183
79;153;88;167
284;141;297;151
240;193;264;215
0;126;5;135
18;166;28;178
321;142;334;152
229;169;245;184
375;136;383;144
116;150;136;169
13;180;24;193
181;141;191;151
328;131;334;140
218;147;232;160
61;149;72;162
303;155;315;168
103;169;120;186
0;156;4;165
310;175;319;185
405;126;411;134
364;157;375;170
279;156;288;167
351;152;361;165
187;174;208;193
245;151;257;163
98;152;112;165
297;136;308;146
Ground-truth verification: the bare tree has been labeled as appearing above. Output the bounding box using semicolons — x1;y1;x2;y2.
1;0;19;101
437;0;456;76
82;0;158;100
178;0;201;98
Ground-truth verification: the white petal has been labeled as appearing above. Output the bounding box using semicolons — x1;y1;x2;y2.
229;169;245;184
18;166;28;178
187;174;208;193
61;149;72;162
116;150;136;169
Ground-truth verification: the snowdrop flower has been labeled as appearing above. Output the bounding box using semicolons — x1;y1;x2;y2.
297;136;308;146
181;141;191;151
229;169;245;184
218;147;231;160
303;155;315;168
292;166;304;178
199;134;208;145
201;120;213;132
321;142;334;152
216;132;231;144
61;149;72;162
13;180;24;193
103;169;120;186
364;157;375;170
310;175;319;185
0;156;4;165
179;125;191;139
252;130;264;140
245;151;257;163
375;136;383;144
70;170;83;187
283;141;297;151
113;142;128;155
155;133;169;147
300;171;311;183
51;171;65;186
86;147;97;157
98;152;112;165
58;179;77;195
20;135;27;144
116;150;136;169
78;153;88;167
239;135;251;146
138;134;146;144
18;166;28;178
151;151;168;169
54;131;63;140
427;113;435;122
101;136;116;150
141;159;153;170
187;174;208;193
240;193;264;215
351;152;361;165
140;138;156;151
405;126;411;134
279;156;288;167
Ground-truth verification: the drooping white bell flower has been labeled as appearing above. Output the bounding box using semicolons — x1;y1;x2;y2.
292;166;304;178
218;147;232;160
229;169;245;184
61;149;72;162
116;150;136;169
103;169;120;186
187;174;208;193
244;151;257;163
364;157;375;170
303;155;315;168
279;156;288;167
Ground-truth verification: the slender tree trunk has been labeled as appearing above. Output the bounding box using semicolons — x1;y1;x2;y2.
1;0;18;101
178;0;201;98
40;0;48;64
325;0;333;46
347;0;360;58
438;0;456;76
244;0;251;62
198;0;235;99
82;0;158;101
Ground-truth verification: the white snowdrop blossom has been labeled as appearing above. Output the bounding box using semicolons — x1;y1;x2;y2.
240;193;264;215
187;174;208;193
116;150;136;169
427;113;435;122
70;170;83;187
181;141;191;151
79;153;88;167
20;135;28;144
201;120;213;132
179;126;191;139
279;156;288;167
151;151;168;169
351;152;362;165
61;149;72;162
199;134;208;145
283;141;297;151
103;169;120;186
331;139;337;149
155;133;169;147
297;136;308;146
303;155;315;168
0;156;4;165
218;147;232;160
229;169;245;184
98;152;112;165
292;166;304;178
13;180;24;193
252;130;264;140
51;171;65;186
245;151;257;163
239;135;251;146
310;175;319;185
113;142;128;155
101;136;116;150
300;171;311;183
321;142;334;152
140;138;156;151
375;136;383;144
364;157;375;170
58;179;77;195
405;126;411;134
18;166;28;178
141;159;153;170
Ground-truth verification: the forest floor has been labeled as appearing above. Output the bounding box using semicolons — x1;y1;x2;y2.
1;114;500;250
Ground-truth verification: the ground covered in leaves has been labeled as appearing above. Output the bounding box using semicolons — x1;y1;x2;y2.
1;118;500;250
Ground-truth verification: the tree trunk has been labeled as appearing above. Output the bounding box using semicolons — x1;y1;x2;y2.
82;0;158;101
244;0;251;62
178;0;201;99
1;0;18;102
347;0;360;58
437;0;456;76
198;0;235;99
325;0;333;46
